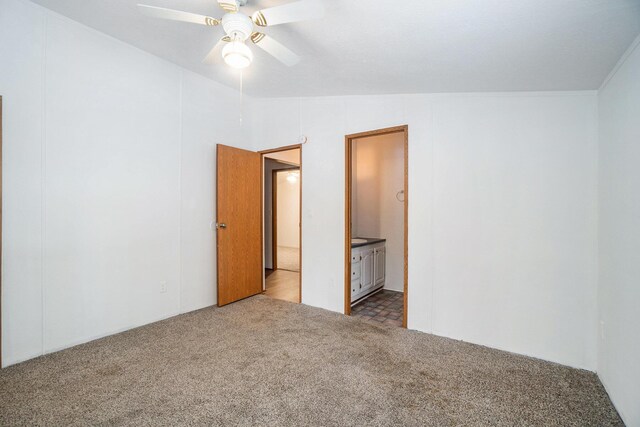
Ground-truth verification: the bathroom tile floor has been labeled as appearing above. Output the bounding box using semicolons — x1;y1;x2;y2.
351;290;403;327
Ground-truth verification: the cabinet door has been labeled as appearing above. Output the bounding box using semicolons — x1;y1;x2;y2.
351;259;362;301
351;279;361;300
360;248;374;291
374;247;386;287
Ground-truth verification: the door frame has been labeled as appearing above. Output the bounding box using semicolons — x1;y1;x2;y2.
271;170;278;270
344;125;408;328
260;144;302;303
0;96;3;365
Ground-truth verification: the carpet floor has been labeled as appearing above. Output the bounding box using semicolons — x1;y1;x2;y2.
0;296;622;426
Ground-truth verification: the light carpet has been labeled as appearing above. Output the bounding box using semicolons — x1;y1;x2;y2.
0;296;622;426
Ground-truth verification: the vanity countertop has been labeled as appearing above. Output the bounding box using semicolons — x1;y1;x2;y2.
351;237;386;248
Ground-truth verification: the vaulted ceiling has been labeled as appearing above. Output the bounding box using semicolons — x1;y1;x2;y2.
30;0;640;97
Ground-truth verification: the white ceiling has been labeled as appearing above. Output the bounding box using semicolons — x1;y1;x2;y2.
30;0;640;97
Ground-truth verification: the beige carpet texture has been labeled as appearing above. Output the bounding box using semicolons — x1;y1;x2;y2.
0;296;623;426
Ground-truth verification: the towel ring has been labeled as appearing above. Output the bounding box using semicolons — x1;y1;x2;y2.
396;190;405;202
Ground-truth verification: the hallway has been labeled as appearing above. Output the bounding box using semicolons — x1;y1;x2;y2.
265;269;299;303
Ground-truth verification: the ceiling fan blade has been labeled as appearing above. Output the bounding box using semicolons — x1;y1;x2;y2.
137;4;220;26
202;37;229;64
217;0;239;13
251;32;300;66
252;0;324;27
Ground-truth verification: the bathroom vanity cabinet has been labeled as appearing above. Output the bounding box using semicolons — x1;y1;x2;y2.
350;239;386;304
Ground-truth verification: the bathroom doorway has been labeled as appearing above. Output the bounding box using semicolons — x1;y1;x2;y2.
345;126;408;327
262;146;301;303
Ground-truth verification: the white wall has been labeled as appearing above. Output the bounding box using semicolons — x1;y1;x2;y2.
252;92;599;370
0;0;252;366
597;35;640;427
1;0;45;364
276;171;300;249
353;133;405;292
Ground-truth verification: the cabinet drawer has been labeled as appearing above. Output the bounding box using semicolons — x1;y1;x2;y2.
351;279;361;297
351;261;361;280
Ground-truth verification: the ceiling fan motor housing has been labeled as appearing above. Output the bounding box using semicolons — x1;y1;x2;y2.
222;12;253;41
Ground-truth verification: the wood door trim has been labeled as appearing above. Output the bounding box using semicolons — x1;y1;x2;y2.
259;144;302;155
261;144;302;304
344;136;352;316
0;96;3;366
403;127;408;328
272;170;278;270
261;158;264;299
344;125;409;328
298;154;302;304
345;125;407;141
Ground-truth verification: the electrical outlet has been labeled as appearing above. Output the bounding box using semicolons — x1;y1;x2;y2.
160;281;168;293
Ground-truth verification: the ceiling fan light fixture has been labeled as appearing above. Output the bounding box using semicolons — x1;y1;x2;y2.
222;40;253;69
139;0;316;69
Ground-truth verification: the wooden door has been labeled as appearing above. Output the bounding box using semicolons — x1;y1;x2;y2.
216;144;262;306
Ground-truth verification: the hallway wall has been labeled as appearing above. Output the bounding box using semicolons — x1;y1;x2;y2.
277;171;300;249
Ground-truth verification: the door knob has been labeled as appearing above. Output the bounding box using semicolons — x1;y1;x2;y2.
216;223;227;229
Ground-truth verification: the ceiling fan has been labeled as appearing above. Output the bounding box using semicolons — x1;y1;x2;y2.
137;0;324;69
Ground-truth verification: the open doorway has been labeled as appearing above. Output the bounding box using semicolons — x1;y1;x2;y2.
262;146;301;303
345;126;408;328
